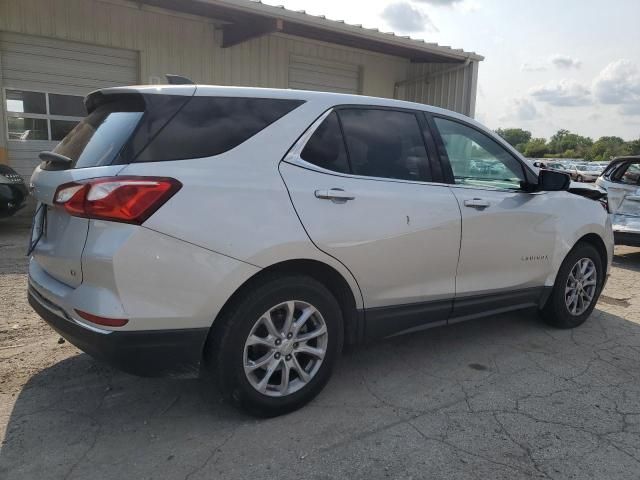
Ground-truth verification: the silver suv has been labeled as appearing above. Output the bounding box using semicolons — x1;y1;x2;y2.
28;85;613;416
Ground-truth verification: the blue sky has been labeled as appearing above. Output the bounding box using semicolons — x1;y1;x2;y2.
264;0;640;140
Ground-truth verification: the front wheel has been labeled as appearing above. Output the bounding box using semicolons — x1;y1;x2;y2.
205;275;343;417
540;242;604;328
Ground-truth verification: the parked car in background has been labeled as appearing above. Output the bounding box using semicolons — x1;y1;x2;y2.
567;163;601;182
596;156;640;246
28;85;613;416
0;164;28;218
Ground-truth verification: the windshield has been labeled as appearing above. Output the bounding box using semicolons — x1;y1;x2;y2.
53;100;143;169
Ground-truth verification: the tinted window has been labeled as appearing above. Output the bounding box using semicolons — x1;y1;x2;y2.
301;112;349;173
338;109;431;182
53;100;143;169
617;162;640;185
135;97;304;162
49;94;87;117
434;117;524;190
6;90;46;114
51;119;80;141
7;117;48;140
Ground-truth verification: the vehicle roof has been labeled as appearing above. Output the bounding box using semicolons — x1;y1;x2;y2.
93;84;474;121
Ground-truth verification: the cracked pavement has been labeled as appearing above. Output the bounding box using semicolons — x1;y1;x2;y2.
2;214;640;479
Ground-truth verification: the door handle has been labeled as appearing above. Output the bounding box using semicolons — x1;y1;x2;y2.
314;188;355;203
463;198;490;209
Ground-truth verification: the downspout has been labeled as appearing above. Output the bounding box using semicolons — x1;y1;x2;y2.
394;57;472;100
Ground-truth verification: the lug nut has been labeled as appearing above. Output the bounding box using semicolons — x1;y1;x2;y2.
274;352;281;359
287;333;293;339
293;343;299;349
285;354;292;361
275;339;282;346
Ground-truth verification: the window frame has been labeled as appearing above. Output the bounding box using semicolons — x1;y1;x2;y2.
3;87;86;143
425;112;538;191
289;104;446;185
611;161;640;185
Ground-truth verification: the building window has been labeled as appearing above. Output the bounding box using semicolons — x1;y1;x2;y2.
5;89;86;141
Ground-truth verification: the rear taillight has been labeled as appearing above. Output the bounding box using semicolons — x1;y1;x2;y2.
54;176;181;224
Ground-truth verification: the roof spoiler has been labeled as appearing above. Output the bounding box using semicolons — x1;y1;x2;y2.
165;74;195;85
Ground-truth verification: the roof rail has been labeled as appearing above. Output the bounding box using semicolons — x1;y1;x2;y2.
165;74;195;85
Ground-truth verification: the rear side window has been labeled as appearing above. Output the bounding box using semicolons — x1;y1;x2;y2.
301;112;350;173
53;99;144;169
135;97;305;162
338;109;432;182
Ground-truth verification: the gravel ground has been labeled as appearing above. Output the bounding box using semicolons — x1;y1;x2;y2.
2;212;640;479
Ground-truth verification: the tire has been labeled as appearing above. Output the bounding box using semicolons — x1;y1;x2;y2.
205;274;343;417
541;242;604;329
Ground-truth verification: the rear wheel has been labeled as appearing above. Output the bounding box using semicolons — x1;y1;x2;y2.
206;275;343;417
541;242;604;328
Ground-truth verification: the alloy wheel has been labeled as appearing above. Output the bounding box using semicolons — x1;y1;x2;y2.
243;300;328;397
565;258;597;316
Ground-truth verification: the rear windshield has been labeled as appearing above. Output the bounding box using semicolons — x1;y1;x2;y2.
53;100;144;169
52;95;304;169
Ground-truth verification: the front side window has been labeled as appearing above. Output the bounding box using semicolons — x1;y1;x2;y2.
434;117;525;190
338;109;432;182
617;162;640;185
5;89;86;141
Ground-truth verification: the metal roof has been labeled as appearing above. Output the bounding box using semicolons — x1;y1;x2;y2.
141;0;484;63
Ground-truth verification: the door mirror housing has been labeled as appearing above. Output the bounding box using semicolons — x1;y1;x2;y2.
537;169;571;191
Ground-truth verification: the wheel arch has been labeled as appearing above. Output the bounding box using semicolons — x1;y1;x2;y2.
575;232;609;277
206;259;364;356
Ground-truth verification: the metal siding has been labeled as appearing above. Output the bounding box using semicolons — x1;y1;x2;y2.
402;61;478;117
289;55;360;94
1;31;138;177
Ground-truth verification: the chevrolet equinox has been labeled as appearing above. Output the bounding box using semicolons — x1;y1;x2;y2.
28;85;614;416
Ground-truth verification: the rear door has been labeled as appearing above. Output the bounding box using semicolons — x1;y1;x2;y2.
429;115;557;315
280;107;461;336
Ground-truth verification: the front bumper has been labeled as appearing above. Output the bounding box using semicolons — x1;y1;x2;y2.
28;285;208;377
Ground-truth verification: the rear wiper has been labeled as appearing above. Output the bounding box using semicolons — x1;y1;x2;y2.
39;151;72;169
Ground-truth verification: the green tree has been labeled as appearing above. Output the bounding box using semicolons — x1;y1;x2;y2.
495;128;532;149
585;136;628;161
523;138;548;158
547;129;593;156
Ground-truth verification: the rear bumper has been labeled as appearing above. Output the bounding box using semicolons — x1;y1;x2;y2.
28;286;208;377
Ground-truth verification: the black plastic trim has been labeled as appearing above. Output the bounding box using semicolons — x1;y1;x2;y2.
614;231;640;247
29;290;208;377
364;299;452;340
360;287;547;341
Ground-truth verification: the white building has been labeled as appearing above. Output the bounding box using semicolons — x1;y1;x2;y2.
0;0;483;178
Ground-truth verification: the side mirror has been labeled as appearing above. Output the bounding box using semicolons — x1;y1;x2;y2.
537;169;571;191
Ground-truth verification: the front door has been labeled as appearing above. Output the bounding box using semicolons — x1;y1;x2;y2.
430;116;558;319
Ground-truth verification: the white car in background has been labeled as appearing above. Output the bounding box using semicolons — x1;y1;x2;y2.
596;156;640;246
28;84;613;416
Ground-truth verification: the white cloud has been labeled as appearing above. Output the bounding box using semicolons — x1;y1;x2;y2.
500;98;538;122
592;59;640;116
529;80;591;107
413;0;463;5
381;2;438;33
550;55;582;69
